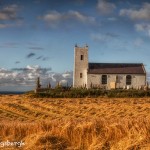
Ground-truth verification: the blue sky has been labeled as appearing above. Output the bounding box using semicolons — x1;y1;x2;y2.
0;0;150;91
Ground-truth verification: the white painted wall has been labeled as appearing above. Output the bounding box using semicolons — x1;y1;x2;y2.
87;74;146;89
73;45;88;87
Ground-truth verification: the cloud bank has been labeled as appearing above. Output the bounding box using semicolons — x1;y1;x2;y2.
0;4;20;20
39;10;95;27
120;3;150;20
0;65;73;91
97;0;116;14
0;4;22;28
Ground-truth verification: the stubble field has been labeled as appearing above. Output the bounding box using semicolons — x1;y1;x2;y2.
0;94;150;149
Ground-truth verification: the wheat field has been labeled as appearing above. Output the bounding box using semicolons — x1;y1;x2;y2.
0;94;150;149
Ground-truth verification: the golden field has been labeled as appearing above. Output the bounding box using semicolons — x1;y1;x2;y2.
0;95;150;149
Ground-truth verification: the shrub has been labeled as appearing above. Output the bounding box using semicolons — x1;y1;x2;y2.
27;88;150;98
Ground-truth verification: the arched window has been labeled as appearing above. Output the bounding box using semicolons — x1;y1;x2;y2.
101;75;107;84
126;75;132;85
116;75;119;83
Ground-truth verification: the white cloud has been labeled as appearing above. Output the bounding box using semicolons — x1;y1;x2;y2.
62;72;72;78
135;23;150;37
59;80;67;86
0;4;23;29
68;10;95;23
97;0;116;14
0;4;20;20
120;3;150;20
41;11;61;23
39;10;95;27
0;65;73;91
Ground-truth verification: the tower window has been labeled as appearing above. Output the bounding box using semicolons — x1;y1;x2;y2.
126;75;132;85
80;55;84;60
80;73;82;78
101;75;107;84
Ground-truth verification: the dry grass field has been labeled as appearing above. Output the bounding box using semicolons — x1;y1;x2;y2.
0;95;150;149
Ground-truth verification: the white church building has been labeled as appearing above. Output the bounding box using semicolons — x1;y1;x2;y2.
73;45;146;89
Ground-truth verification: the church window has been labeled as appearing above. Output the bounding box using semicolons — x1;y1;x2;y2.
80;73;82;78
81;55;84;60
126;75;132;85
102;75;107;84
116;75;119;83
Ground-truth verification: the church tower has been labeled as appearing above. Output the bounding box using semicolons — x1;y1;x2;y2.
73;44;88;88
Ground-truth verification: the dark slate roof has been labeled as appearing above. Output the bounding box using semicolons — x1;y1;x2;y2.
88;63;146;74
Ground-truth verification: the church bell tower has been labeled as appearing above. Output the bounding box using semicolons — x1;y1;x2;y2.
73;44;88;88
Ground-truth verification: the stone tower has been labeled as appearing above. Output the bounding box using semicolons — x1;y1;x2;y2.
73;44;88;88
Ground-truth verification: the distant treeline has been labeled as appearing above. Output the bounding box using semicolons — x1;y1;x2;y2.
27;87;150;98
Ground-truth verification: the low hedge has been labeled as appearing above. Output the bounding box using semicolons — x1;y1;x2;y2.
27;88;150;98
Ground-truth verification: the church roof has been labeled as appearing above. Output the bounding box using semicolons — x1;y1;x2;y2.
88;63;146;74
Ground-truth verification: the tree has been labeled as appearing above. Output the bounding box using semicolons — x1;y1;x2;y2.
36;77;41;89
48;82;51;89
